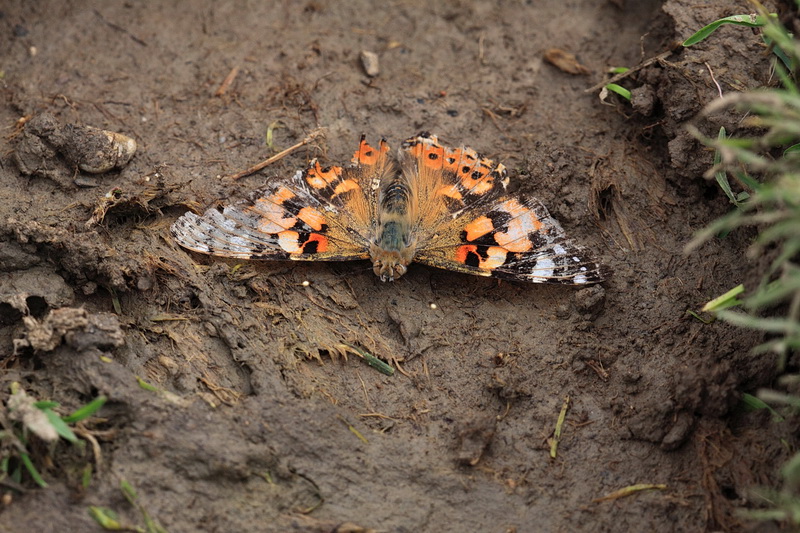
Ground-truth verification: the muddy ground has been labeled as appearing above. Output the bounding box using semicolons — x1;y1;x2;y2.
0;1;795;532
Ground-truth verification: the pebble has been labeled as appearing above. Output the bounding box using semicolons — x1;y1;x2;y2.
360;50;380;77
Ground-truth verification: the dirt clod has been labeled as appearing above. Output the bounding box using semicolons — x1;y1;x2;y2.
14;307;123;353
456;414;497;466
13;112;136;186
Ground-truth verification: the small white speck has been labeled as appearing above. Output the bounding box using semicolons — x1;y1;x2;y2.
553;244;566;255
301;280;310;287
580;266;587;272
429;303;437;310
574;274;588;284
572;256;581;262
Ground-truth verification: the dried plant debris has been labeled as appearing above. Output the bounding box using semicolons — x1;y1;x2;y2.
85;171;185;227
13;112;136;186
13;307;124;354
543;48;591;75
7;386;59;442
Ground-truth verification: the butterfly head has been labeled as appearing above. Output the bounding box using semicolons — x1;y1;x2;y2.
369;245;415;282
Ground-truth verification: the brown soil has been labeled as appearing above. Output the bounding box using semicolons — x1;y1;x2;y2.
0;1;795;532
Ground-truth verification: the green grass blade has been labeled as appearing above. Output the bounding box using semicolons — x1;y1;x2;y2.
784;143;800;155
137;377;159;392
605;83;631;101
62;396;107;424
764;35;795;75
82;464;93;489
712;127;742;206
120;479;138;505
88;506;124;530
740;392;784;421
716;310;800;335
20;452;48;488
773;59;799;94
42;408;78;443
683;14;774;47
734;170;761;191
702;284;745;312
33;401;59;410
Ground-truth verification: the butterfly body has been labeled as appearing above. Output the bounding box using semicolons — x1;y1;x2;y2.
171;132;609;285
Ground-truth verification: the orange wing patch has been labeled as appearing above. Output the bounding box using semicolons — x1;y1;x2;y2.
352;137;390;165
277;231;329;254
250;187;300;233
297;206;326;231
455;244;507;271
305;161;343;189
491;199;543;253
463;215;494;241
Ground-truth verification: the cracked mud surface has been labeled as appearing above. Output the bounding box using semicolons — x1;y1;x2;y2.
0;1;793;531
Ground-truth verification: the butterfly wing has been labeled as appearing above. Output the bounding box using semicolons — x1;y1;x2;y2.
171;136;394;262
400;133;608;284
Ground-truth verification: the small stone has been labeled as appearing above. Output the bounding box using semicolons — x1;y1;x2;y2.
360;50;380;77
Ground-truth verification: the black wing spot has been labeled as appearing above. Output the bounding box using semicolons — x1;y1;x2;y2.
486;209;512;228
428;152;439;160
529;231;549;249
461;230;499;246
464;249;481;268
302;239;320;254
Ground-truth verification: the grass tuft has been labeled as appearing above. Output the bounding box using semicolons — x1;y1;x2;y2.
688;3;800;526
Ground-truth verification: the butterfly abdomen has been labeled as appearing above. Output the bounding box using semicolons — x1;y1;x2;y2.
368;176;417;281
380;178;411;216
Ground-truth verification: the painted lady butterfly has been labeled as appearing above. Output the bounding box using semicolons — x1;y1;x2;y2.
171;132;609;284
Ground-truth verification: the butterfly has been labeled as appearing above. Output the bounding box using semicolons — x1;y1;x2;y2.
171;132;609;284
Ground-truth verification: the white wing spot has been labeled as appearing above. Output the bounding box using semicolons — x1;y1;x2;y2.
536;258;555;276
553;244;566;255
574;274;588;284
